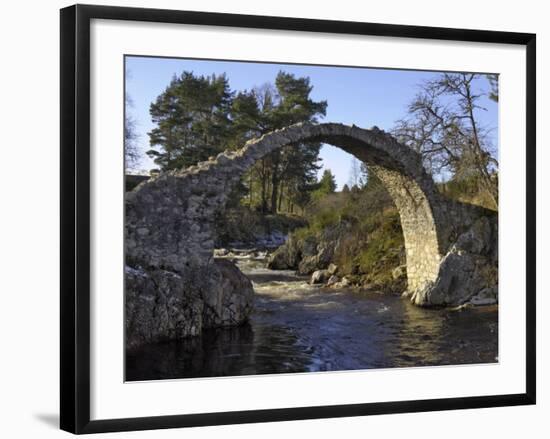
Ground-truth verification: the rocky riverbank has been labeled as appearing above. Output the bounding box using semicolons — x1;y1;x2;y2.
127;252;499;381
265;212;498;309
267;215;408;294
125;258;254;350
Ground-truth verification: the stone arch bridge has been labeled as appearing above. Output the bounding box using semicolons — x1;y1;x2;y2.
125;123;497;347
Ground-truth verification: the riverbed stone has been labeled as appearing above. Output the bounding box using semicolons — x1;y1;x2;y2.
337;277;351;288
468;286;498;306
213;248;229;257
327;275;339;286
327;263;338;276
311;269;330;284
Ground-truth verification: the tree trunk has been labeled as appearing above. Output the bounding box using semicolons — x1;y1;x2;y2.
270;153;280;213
270;177;279;213
260;160;268;213
249;173;253;207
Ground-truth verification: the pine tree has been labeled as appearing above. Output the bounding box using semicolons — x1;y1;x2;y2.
263;72;327;213
146;69;327;214
147;72;233;170
316;169;337;195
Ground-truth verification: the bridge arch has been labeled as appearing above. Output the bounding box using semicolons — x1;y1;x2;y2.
126;122;458;296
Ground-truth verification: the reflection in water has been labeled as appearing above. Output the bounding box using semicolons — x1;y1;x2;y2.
126;256;498;381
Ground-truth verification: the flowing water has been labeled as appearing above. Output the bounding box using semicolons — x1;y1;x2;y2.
126;253;498;381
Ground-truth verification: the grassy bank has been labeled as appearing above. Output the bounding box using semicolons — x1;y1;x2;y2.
273;174;496;293
288;176;406;292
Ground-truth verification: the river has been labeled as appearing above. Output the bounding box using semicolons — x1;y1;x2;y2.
126;251;498;381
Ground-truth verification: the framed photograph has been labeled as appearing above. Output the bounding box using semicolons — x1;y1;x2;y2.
60;4;536;434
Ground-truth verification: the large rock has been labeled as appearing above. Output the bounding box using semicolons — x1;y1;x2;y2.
301;235;318;257
213;248;229;257
327;263;338;275
310;269;331;284
266;235;303;270
298;255;321;275
297;243;335;275
326;275;340;286
125;260;254;350
266;247;292;270
409;217;498;307
411;250;479;306
454;216;492;254
468;286;498;306
332;276;351;288
269;221;353;275
125;266;203;350
203;259;254;328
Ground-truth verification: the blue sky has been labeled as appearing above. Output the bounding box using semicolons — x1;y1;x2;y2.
125;56;498;189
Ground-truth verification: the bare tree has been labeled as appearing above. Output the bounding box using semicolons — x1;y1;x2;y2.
348;157;361;188
347;157;369;189
486;74;499;102
124;94;140;172
393;73;498;208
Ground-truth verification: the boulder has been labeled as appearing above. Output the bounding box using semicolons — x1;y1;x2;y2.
268;222;347;275
455;217;492;255
407;213;498;307
202;259;254;328
298;255;321;275
301;236;318;256
213;248;229;257
310;269;330;284
468;286;498;306
267;247;291;269
125;259;254;350
331;276;351;289
125;265;203;350
411;250;471;306
267;235;302;270
410;249;490;307
316;243;334;268
296;244;335;275
327;275;339;286
327;263;338;275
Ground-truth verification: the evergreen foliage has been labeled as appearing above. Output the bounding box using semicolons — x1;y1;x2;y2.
147;70;327;213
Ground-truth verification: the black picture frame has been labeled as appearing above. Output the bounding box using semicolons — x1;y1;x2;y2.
60;4;536;434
